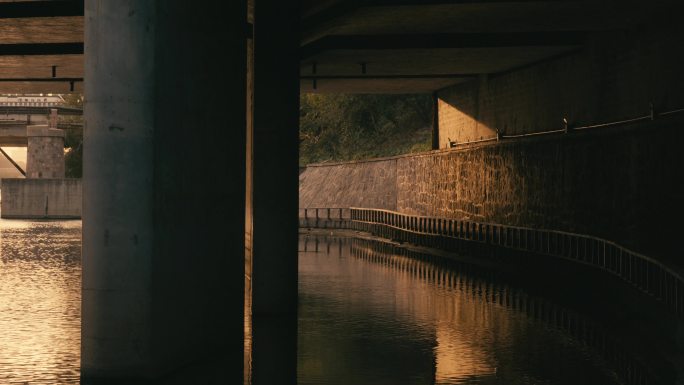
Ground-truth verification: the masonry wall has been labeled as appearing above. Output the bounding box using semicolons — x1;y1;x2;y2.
299;117;684;267
1;178;81;219
299;159;397;210
438;22;684;148
412;119;683;264
26;126;65;179
299;19;684;267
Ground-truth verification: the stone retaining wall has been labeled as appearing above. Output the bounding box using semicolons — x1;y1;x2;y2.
300;118;684;267
299;159;397;210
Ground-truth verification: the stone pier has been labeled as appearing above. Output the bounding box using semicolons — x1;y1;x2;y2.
26;124;65;179
1;110;80;219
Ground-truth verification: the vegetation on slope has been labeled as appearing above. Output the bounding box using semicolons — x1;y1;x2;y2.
300;94;433;166
62;94;83;178
57;93;434;174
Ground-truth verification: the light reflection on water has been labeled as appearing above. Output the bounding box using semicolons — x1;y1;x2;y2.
0;221;667;384
297;235;625;385
0;218;81;385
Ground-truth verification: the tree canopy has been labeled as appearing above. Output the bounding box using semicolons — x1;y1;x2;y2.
62;94;83;178
58;93;434;175
300;94;433;166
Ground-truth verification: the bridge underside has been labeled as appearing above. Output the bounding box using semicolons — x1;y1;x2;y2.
299;1;679;94
1;0;683;384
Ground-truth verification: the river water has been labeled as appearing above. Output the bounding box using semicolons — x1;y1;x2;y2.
0;219;670;384
297;234;670;385
0;217;81;385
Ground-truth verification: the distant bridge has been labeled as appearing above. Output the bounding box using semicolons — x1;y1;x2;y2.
0;106;83;116
0;121;81;146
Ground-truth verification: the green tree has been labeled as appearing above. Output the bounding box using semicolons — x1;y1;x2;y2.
61;94;83;178
299;94;433;166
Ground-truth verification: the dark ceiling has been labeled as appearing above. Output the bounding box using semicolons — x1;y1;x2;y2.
0;0;678;95
0;1;83;93
300;0;679;93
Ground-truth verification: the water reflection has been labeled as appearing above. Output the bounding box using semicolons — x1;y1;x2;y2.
0;218;81;385
297;234;664;385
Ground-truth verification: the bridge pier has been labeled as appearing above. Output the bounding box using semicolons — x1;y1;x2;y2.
82;1;246;382
249;0;300;383
25;124;65;179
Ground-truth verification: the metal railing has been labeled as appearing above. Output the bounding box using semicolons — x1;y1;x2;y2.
351;238;662;385
346;207;684;319
299;207;352;229
448;104;684;148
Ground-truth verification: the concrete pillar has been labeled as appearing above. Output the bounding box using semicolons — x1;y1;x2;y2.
250;1;299;383
252;1;299;318
25;124;65;178
82;1;246;382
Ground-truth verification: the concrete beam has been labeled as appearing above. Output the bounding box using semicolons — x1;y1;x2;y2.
0;1;84;19
0;43;83;56
302;0;579;28
302;0;588;43
301;32;586;59
301;73;476;80
0;77;83;92
300;76;468;94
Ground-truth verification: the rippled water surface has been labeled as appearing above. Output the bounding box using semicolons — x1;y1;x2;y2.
0;221;663;384
0;218;81;385
297;235;624;385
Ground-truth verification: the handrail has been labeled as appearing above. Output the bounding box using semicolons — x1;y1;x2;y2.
449;105;684;148
299;207;352;220
347;207;679;274
343;207;684;319
502;128;566;139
